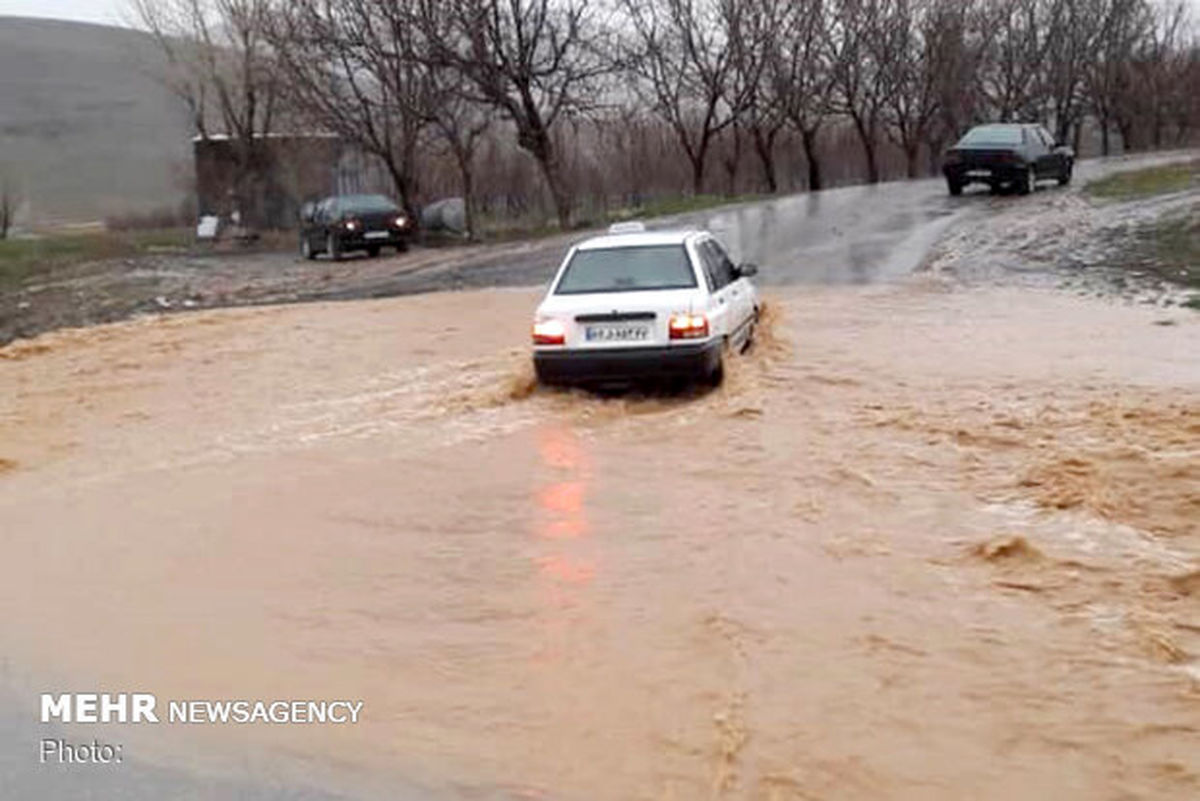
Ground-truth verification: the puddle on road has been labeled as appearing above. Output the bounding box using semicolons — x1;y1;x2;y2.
1;286;1199;800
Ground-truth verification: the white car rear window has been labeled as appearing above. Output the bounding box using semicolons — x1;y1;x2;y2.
957;126;1025;146
555;245;697;294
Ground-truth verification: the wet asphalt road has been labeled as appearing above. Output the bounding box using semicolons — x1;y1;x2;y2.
3;150;1192;347
307;176;973;301
307;151;1192;301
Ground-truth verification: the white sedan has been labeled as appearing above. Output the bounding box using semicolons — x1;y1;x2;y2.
531;222;759;386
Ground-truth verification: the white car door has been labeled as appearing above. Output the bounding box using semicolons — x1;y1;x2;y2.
706;238;753;346
693;238;736;340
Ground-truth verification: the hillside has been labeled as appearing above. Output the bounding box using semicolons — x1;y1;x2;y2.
0;16;192;225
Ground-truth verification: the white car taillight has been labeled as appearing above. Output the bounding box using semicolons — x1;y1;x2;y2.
668;312;709;340
532;318;566;346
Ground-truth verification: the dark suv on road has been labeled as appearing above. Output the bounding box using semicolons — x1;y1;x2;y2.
942;123;1074;196
299;194;413;260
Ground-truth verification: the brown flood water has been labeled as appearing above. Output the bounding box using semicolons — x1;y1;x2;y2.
1;282;1198;800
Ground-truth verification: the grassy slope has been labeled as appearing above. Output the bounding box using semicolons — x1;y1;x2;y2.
1125;213;1200;306
1085;160;1200;200
0;17;191;223
0;229;191;291
1084;161;1200;306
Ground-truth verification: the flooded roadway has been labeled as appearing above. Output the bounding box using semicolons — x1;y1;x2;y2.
1;278;1198;800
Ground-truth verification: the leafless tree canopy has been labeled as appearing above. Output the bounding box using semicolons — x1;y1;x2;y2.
132;0;1200;229
265;0;436;219
414;0;614;228
131;0;284;225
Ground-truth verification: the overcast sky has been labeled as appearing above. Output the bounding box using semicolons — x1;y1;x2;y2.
1;0;1198;29
0;0;129;27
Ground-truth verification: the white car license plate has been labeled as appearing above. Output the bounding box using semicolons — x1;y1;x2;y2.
585;324;650;342
966;169;991;178
363;230;389;240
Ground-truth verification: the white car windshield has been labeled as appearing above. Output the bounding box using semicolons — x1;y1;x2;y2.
555;245;697;294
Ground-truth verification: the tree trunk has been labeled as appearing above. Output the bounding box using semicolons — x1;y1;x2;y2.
722;126;742;197
462;171;477;241
851;115;880;184
1116;117;1134;152
904;142;920;179
535;153;572;229
1055;116;1071;146
801;127;823;191
1175;116;1192;147
400;137;421;220
752;127;778;193
1100;119;1110;156
383;157;419;224
864;142;879;184
454;150;477;241
516;121;571;229
0;186;10;239
690;153;706;196
927;135;946;176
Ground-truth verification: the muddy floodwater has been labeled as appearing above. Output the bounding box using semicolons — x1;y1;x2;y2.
1;283;1198;800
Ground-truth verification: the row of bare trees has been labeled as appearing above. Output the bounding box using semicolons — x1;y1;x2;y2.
131;0;1200;232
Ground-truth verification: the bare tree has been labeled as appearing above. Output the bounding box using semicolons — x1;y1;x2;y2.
1041;0;1102;147
769;0;834;190
1085;0;1152;154
267;0;436;219
923;0;989;160
121;0;1200;236
877;0;941;178
622;0;742;195
1137;0;1190;148
411;3;493;237
418;0;611;229
723;0;785;192
130;0;284;227
427;84;491;238
977;0;1051;122
830;0;893;183
1166;33;1200;144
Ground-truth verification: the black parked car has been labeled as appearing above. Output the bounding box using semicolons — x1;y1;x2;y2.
299;194;413;260
942;123;1074;196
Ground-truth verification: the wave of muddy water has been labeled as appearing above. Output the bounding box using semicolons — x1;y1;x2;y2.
1;284;1198;800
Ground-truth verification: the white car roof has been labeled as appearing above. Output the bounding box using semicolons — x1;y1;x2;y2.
575;229;700;251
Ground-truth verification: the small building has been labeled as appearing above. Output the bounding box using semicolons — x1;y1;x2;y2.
193;133;390;229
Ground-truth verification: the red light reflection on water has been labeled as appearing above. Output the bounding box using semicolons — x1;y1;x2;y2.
531;425;597;661
533;426;592;546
